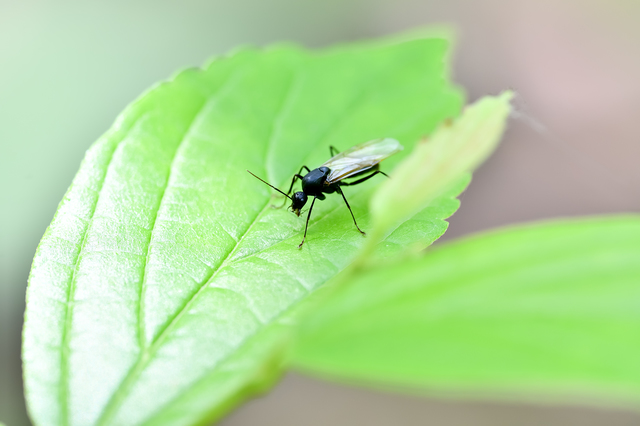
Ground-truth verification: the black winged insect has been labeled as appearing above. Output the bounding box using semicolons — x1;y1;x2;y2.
247;137;403;248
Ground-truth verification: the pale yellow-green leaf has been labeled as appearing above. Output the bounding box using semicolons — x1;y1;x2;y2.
368;92;512;247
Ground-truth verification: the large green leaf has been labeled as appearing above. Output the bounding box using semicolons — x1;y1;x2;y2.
292;216;640;406
23;36;466;426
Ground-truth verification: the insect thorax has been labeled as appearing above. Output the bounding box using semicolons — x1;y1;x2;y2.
301;167;331;195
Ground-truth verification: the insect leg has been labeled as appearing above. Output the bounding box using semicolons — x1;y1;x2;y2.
339;170;389;186
274;166;310;208
283;166;311;195
337;187;365;235
298;196;317;248
287;166;310;192
329;145;340;156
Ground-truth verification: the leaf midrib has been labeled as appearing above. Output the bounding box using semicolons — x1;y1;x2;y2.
136;70;245;353
94;67;300;426
58;113;152;426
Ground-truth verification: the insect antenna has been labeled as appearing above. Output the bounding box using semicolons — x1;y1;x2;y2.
246;170;292;200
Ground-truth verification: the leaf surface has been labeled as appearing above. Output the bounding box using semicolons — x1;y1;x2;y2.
292;216;640;406
370;92;512;240
23;37;464;426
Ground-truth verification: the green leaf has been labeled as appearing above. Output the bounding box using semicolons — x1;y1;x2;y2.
369;92;512;245
291;216;640;406
23;36;464;426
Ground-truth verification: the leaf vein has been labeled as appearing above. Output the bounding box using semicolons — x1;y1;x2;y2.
58;130;135;426
94;67;300;425
136;95;211;352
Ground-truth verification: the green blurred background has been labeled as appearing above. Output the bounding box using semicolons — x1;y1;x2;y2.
1;0;639;425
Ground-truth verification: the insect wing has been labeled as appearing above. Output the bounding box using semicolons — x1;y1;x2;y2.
322;138;403;184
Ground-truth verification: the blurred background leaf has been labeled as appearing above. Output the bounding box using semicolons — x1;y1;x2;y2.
292;216;640;406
